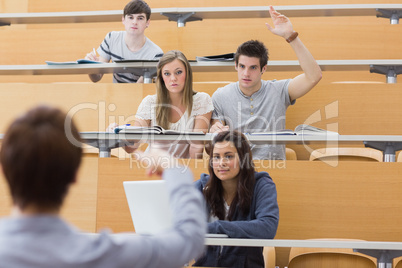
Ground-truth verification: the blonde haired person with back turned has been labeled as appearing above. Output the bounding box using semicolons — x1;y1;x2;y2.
109;50;214;159
85;0;163;83
0;105;206;268
209;5;322;160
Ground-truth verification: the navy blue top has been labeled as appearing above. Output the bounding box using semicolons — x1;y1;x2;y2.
193;171;279;268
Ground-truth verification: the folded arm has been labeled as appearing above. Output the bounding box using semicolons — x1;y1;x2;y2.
207;178;279;239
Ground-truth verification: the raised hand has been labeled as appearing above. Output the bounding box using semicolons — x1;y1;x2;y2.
265;5;294;39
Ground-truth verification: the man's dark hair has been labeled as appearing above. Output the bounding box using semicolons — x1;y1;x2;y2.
0;105;82;210
235;40;269;71
123;0;151;20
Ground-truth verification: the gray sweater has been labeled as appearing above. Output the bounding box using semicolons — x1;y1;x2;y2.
0;167;206;268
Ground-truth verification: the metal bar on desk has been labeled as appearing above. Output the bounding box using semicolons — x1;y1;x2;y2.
80;132;215;158
79;133;402;158
1;4;401;25
204;238;402;250
172;5;402;19
205;238;402;268
1;60;402;77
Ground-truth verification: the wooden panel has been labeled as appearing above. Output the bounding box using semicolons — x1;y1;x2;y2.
61;156;99;232
286;82;402;159
25;0;402;12
269;161;402;240
270;161;402;267
0;0;28;12
96;159;402;266
2;17;400;63
0;83;144;132
0;156;99;232
142;82;230;97
288;253;376;268
96;157;142;232
1;82;401;160
1;2;401;84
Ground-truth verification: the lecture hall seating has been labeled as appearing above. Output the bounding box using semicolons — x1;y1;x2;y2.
1;0;402;267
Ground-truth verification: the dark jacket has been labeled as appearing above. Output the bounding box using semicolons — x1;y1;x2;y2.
193;171;279;268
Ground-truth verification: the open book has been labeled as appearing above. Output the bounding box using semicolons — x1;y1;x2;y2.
248;124;339;136
196;53;235;62
114;125;205;135
114;59;159;63
45;59;102;65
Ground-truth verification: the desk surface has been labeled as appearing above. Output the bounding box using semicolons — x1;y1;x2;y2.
86;234;402;250
80;132;402;144
204;238;402;251
1;4;401;25
1;60;401;76
4;132;402;145
80;132;402;161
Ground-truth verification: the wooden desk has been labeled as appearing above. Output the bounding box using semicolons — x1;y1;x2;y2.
204;238;402;268
1;5;401;26
80;132;402;162
1;60;401;83
0;83;144;133
95;159;402;266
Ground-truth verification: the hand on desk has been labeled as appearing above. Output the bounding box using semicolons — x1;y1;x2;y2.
106;122;137;153
106;122;118;133
85;48;99;62
209;121;229;133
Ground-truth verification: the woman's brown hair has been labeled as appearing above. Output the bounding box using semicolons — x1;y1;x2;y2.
204;130;255;220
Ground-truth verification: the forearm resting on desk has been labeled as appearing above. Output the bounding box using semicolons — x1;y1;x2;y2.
89;73;103;83
123;143;140;154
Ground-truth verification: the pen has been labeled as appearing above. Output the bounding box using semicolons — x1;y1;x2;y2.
114;124;131;134
218;117;224;125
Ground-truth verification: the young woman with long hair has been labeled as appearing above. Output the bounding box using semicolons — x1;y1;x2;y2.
193;130;279;267
110;50;213;158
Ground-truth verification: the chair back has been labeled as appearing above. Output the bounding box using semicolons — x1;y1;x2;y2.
286;148;297;160
309;147;383;162
396;152;402;162
288;239;377;268
394;257;402;268
263;246;276;268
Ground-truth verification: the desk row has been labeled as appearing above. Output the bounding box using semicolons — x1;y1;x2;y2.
1;4;401;26
0;60;401;83
78;132;402;162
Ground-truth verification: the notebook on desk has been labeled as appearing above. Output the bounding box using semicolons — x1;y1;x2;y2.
123;180;228;238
